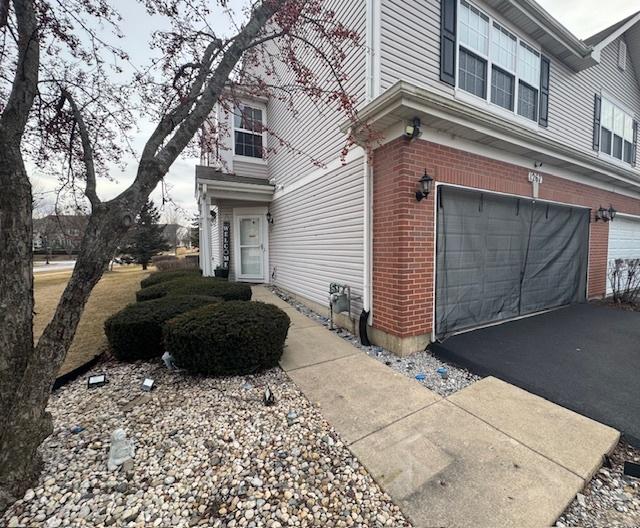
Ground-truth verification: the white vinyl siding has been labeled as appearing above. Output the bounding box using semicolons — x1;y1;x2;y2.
234;160;268;179
379;0;640;176
269;157;365;314
265;0;366;187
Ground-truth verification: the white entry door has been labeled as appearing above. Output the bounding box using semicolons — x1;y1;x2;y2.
235;211;267;282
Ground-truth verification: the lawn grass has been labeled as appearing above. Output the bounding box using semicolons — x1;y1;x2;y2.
34;266;150;377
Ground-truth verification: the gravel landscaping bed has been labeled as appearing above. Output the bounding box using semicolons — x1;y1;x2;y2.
557;440;640;528
2;360;412;528
270;288;480;397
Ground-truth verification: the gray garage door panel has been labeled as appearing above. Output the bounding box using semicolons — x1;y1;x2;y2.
436;187;588;338
520;203;589;314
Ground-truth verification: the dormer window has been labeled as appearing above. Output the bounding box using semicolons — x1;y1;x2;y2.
234;103;264;159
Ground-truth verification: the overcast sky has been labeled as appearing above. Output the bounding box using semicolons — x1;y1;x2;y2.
31;0;638;224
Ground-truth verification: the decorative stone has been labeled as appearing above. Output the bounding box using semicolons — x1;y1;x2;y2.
107;429;135;471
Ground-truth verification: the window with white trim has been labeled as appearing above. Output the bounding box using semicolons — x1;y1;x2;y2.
600;98;635;164
457;0;544;123
234;104;264;159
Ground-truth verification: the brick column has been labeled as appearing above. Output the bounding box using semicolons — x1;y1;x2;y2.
371;138;434;355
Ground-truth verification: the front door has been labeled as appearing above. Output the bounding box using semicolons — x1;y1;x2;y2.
236;214;265;281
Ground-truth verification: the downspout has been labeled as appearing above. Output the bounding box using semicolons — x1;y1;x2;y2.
361;0;380;345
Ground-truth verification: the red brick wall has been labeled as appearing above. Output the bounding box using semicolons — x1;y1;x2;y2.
372;137;640;339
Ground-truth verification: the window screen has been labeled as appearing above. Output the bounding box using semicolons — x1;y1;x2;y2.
491;67;514;110
517;81;538;121
459;48;487;98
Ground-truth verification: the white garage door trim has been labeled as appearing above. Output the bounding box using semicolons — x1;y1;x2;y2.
607;214;640;295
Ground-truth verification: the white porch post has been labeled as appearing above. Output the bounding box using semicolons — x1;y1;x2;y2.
199;191;212;277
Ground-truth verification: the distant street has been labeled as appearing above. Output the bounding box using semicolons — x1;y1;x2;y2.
33;260;76;273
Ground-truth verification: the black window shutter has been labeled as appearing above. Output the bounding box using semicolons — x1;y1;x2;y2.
593;94;602;151
538;56;550;127
633;120;638;166
440;0;457;86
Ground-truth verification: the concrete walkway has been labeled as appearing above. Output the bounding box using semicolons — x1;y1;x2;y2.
252;286;620;528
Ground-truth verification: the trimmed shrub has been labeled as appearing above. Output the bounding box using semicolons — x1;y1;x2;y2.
105;295;220;361
140;269;201;289
136;276;252;303
155;258;199;272
151;255;178;264
163;301;290;375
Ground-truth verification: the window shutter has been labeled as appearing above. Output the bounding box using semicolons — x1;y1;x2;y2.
440;0;457;86
538;55;550;127
593;94;602;151
633;120;638;167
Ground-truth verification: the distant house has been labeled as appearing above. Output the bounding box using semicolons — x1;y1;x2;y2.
196;3;640;355
161;224;191;250
33;214;87;255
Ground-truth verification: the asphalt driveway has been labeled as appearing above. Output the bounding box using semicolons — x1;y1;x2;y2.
430;303;640;446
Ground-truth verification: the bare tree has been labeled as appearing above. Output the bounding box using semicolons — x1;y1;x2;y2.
0;0;363;510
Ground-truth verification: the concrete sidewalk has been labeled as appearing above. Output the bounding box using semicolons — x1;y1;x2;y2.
253;286;620;528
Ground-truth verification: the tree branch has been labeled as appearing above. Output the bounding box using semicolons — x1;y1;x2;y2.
60;89;100;208
151;0;287;175
139;40;219;161
0;0;39;144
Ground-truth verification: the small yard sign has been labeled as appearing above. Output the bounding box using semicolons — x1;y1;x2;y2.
222;221;231;270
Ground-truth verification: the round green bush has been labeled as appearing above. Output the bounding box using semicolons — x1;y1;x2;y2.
136;276;252;303
163;301;291;375
140;269;201;289
105;295;220;361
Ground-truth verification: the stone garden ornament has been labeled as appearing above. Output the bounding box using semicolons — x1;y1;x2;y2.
107;429;135;471
162;351;177;370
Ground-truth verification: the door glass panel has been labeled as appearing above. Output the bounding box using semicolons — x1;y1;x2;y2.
240;218;260;246
241;247;261;276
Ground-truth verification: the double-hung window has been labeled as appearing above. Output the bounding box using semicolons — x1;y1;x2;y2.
457;1;544;124
234;104;264;159
517;42;540;121
458;1;489;98
600;98;636;164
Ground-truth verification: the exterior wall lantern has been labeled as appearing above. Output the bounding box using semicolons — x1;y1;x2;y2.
405;117;421;139
416;170;434;202
266;211;274;225
595;205;617;222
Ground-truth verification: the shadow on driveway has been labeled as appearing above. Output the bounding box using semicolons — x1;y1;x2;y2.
430;303;640;447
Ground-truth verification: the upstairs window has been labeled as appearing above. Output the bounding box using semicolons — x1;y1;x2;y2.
600;98;636;165
234;104;264;159
456;1;546;124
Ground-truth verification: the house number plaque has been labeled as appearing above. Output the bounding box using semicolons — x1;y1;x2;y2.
528;171;543;198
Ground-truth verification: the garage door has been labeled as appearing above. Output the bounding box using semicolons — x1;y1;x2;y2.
435;186;590;338
607;216;640;295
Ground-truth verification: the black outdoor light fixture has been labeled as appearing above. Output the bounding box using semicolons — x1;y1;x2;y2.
416;170;434;202
266;211;274;225
87;373;108;389
595;205;617;222
405;117;422;140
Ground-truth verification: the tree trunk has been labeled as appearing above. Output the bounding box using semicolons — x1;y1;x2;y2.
0;143;37;512
0;180;156;511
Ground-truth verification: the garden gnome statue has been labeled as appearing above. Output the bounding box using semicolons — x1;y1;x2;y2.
107;428;135;471
162;351;176;370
